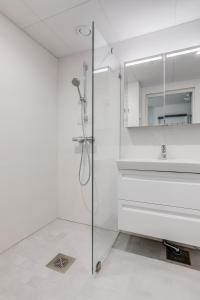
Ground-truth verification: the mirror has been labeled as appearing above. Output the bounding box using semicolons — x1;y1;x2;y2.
124;46;200;127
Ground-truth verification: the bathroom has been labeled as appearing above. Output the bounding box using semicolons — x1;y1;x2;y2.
0;0;200;299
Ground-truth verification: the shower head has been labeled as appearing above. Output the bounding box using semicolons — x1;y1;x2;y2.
72;77;84;100
72;78;80;87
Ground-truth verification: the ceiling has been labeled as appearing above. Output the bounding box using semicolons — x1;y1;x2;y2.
0;0;200;57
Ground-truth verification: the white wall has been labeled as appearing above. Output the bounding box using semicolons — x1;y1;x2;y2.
114;19;200;160
114;19;200;63
0;14;58;253
57;52;92;225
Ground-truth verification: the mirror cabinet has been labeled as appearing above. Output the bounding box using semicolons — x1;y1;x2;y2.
124;47;200;127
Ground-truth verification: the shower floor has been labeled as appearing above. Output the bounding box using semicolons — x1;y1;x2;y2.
0;220;200;299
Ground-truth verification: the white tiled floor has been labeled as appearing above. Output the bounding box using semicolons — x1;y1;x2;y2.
0;219;200;299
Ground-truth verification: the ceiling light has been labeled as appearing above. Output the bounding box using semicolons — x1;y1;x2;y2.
167;47;200;58
76;25;91;37
93;67;109;74
125;56;162;67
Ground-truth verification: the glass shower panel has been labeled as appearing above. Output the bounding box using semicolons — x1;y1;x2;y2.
92;23;121;273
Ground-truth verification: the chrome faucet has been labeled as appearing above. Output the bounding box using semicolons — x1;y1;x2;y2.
161;144;167;160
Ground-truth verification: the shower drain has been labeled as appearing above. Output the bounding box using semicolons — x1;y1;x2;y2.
46;253;76;273
54;257;68;268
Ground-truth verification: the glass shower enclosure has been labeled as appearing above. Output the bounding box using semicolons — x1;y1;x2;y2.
91;23;121;273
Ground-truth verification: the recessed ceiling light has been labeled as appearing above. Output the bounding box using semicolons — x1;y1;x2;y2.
76;25;91;37
125;56;162;67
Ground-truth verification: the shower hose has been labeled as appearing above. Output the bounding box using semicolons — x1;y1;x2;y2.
79;101;91;186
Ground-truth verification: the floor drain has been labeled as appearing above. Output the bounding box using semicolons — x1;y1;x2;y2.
166;247;191;265
54;257;68;268
46;253;75;273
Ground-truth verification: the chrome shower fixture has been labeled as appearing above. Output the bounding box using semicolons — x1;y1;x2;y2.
72;64;91;186
72;77;86;102
72;77;80;87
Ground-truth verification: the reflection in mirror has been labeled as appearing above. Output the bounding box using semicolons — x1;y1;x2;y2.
165;47;200;125
148;93;164;126
124;56;164;127
124;46;200;128
148;91;192;126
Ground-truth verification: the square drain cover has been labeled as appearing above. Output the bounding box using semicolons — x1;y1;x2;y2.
46;253;75;273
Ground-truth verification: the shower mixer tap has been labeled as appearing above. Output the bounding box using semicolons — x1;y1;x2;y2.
161;144;167;160
72;136;94;143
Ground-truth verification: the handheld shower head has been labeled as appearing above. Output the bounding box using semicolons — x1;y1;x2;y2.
72;77;84;100
72;78;80;87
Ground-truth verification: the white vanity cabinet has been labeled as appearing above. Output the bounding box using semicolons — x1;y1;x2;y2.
117;161;200;247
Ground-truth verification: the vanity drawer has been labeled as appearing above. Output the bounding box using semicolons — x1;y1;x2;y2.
119;176;200;210
118;199;200;247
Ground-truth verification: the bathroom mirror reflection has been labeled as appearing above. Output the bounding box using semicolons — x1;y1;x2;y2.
124;46;200;127
148;91;192;126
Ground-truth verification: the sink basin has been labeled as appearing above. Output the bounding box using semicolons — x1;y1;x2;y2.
117;159;200;174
